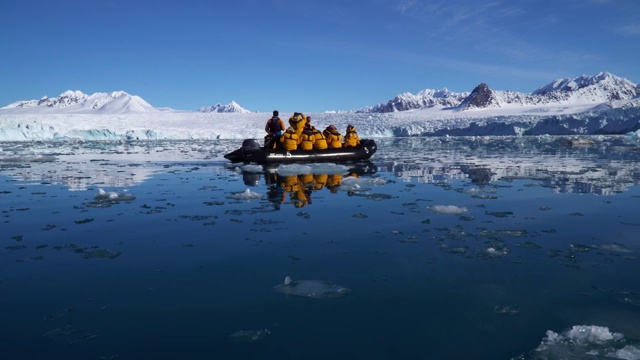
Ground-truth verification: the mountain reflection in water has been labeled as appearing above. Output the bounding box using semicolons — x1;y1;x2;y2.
376;136;640;195
0;136;638;195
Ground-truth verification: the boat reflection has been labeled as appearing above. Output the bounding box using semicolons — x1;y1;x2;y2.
241;161;377;209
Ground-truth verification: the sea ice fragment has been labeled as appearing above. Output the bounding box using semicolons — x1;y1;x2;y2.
274;276;351;299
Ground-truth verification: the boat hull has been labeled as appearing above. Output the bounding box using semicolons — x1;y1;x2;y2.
224;139;377;164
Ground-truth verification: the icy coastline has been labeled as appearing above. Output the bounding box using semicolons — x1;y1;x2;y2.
0;104;639;142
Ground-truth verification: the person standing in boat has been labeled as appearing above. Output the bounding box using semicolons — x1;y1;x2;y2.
265;110;285;149
288;112;307;137
324;125;342;149
343;124;360;148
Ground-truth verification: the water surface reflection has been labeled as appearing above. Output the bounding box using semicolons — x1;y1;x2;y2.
1;136;640;359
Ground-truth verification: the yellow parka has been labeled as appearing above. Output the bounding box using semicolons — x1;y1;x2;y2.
311;127;328;150
298;127;315;150
326;174;343;193
280;175;301;193
291;189;310;208
280;127;299;151
324;127;342;149
288;113;307;137
343;125;360;148
313;173;328;190
298;173;315;187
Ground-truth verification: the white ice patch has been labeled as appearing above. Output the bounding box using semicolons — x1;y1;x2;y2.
562;325;622;344
276;163;350;176
229;188;263;200
277;164;313;176
428;205;469;215
96;188;134;201
485;247;509;257
307;163;350;174
597;243;634;253
528;325;640;360
240;164;264;173
341;176;388;187
341;183;361;192
608;345;640;360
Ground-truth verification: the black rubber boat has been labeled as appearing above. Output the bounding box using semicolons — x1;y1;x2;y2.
224;138;377;164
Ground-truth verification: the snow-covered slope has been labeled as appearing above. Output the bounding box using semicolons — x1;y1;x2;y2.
1;90;159;114
533;72;638;101
198;101;251;113
356;88;469;113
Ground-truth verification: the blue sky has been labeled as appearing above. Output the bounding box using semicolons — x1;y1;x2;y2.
1;0;639;112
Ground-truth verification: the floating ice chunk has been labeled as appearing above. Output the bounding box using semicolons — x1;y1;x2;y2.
240;164;263;173
485;247;509;257
274;276;351;299
94;188;136;202
341;176;388;187
563;325;623;344
277;164;313;176
493;305;519;315
307;163;350;174
428;205;468;215
229;328;271;342
229;188;263;200
597;243;634;253
537;325;624;352
97;188;118;199
521;324;640;359
608;345;640;360
341;182;362;193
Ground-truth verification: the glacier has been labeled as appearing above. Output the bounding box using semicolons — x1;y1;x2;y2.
1;104;639;142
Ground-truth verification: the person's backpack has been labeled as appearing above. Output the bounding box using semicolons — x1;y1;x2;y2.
268;117;283;134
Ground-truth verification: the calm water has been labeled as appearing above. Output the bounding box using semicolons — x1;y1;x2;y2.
1;136;640;360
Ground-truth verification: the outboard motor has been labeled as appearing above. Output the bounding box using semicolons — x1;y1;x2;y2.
242;139;261;154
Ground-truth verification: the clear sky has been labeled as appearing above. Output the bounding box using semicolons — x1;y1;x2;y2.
1;0;639;113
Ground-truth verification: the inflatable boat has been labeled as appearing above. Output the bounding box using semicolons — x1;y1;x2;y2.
224;138;377;164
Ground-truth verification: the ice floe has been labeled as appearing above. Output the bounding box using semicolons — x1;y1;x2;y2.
519;325;640;360
228;188;263;200
228;328;271;342
274;276;351;299
428;205;469;215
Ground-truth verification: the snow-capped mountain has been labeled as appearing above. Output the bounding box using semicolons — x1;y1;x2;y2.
198;101;251;113
458;83;501;110
1;90;158;114
533;72;638;101
357;72;639;113
356;88;469;113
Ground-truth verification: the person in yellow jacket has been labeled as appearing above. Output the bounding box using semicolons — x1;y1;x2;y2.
291;189;311;208
280;127;300;151
298;124;315;150
288;112;307;137
343;124;360;148
311;125;328;150
312;173;328;190
323;125;342;149
326;173;343;194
